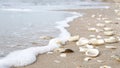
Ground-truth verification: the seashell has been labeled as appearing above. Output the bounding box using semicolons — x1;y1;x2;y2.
85;44;94;49
61;49;74;53
85;49;99;57
96;23;105;27
97;60;104;63
88;28;97;32
104;37;119;44
103;31;114;36
84;57;92;61
60;53;67;57
68;35;80;42
54;48;66;53
97;35;102;39
89;35;96;38
89;38;105;45
105;46;117;49
103;27;113;31
79;47;88;52
76;37;89;46
111;55;120;62
100;65;111;68
91;14;95;18
104;20;112;24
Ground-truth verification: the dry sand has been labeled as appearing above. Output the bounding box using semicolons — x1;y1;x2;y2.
17;3;120;68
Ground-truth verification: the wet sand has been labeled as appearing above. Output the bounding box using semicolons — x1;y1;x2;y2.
17;3;120;68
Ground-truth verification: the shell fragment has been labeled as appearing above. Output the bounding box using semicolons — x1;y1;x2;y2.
85;49;99;57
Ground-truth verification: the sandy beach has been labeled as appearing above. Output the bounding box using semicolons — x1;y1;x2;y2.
16;3;120;68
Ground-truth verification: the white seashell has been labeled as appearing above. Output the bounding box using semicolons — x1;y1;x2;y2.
85;44;94;49
104;31;114;36
76;37;89;46
54;60;61;63
88;28;97;32
97;60;104;63
91;14;95;18
60;53;67;57
104;37;118;44
79;47;88;52
97;35;102;39
104;27;113;31
68;35;80;42
105;46;117;49
104;20;112;24
100;65;111;68
96;23;105;27
54;48;66;53
84;57;92;61
89;35;96;38
85;49;99;57
89;38;105;45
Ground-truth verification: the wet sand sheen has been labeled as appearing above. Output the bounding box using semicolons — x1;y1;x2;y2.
17;3;120;68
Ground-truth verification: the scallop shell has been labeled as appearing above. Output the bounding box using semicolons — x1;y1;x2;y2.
104;20;112;24
76;37;89;46
104;31;114;36
100;65;111;68
89;38;105;45
85;49;99;57
96;23;105;27
104;37;118;44
68;35;80;42
104;27;113;31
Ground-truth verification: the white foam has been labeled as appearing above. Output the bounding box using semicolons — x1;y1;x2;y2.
0;12;82;68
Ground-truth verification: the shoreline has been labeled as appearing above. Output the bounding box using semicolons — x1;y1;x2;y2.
17;3;120;68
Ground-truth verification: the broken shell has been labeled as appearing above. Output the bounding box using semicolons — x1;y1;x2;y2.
105;46;117;49
76;37;89;46
79;47;88;52
84;57;92;61
60;53;67;57
88;28;98;32
96;23;105;27
68;35;80;42
89;35;96;38
61;49;74;53
54;48;66;53
104;37;118;43
97;60;104;63
85;49;99;57
89;38;105;45
104;31;114;36
104;20;112;24
91;14;95;18
111;55;120;62
104;27;113;31
100;65;111;68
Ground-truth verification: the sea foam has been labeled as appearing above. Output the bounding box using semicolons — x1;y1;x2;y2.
0;12;82;68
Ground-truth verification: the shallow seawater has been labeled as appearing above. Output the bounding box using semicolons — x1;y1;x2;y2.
0;9;73;57
0;2;109;57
